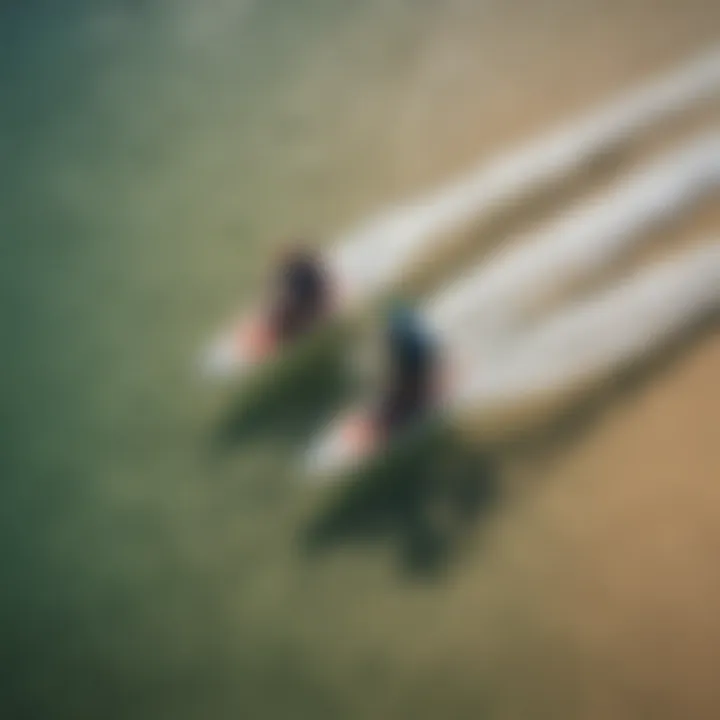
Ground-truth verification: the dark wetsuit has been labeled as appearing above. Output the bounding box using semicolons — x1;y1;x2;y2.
271;251;329;342
376;309;437;435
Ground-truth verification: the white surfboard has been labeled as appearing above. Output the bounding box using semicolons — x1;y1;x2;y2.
425;132;720;366
303;132;720;480
305;242;720;480
201;47;720;382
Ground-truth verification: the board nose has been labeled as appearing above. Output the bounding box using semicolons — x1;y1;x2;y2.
303;412;377;481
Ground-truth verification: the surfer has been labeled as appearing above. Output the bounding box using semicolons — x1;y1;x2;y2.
374;302;440;437
268;243;331;343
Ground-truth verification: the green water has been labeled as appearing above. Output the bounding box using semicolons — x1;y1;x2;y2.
3;1;719;718
2;3;509;718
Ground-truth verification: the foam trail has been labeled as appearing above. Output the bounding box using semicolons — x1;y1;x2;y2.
426;132;720;355
303;243;720;480
328;47;720;308
456;242;720;422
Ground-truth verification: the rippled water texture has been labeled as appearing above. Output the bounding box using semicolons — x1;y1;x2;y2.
2;1;719;718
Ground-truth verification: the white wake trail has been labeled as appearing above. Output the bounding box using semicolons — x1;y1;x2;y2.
425;132;720;359
304;243;720;479
328;47;720;309
455;241;720;424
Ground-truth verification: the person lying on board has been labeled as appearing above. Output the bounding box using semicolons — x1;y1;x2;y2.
373;302;441;438
268;242;332;343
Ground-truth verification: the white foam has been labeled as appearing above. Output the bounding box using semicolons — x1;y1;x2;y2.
425;132;720;360
456;241;720;416
327;47;720;309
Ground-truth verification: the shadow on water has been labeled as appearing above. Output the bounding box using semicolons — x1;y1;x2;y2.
301;308;718;578
301;424;501;578
207;323;355;455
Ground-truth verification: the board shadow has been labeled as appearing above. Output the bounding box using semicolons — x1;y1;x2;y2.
300;307;718;578
208;349;352;455
301;425;501;578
